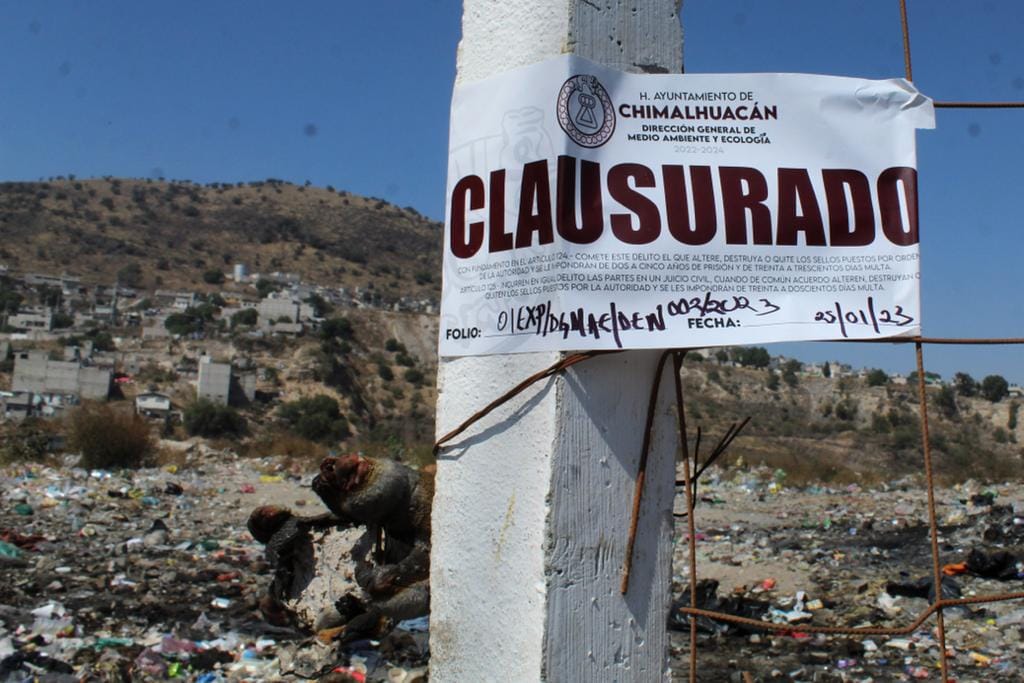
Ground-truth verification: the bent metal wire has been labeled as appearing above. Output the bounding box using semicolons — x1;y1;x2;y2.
434;3;1024;680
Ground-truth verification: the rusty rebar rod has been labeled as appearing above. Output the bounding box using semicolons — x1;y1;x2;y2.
915;342;950;680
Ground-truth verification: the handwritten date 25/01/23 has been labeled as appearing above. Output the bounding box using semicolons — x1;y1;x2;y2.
813;296;914;338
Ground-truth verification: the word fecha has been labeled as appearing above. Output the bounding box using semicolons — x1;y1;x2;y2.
449;156;918;258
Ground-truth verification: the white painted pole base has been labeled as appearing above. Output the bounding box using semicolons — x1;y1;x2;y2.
433;352;677;681
432;2;683;680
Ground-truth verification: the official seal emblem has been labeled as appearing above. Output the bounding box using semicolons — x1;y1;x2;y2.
556;74;615;148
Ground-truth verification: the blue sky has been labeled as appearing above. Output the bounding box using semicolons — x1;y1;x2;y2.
2;1;1022;383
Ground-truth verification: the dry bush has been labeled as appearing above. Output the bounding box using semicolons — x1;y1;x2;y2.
243;430;328;463
68;402;155;469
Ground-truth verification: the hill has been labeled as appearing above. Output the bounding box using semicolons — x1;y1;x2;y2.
678;355;1022;486
0;177;1019;485
0;176;442;302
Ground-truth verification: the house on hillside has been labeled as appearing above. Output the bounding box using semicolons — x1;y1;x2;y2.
8;307;53;332
0;391;34;421
154;290;197;311
23;273;64;288
135;392;172;418
196;356;255;406
62;341;94;363
12;350;112;401
197;356;231;406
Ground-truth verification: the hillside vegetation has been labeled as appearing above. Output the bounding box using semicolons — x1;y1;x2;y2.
0;177;1019;485
0;176;442;301
679;355;1022;486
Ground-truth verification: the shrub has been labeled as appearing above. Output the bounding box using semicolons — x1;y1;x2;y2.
277;394;350;442
183;399;246;438
404;368;425;385
0;420;52;464
378;364;394;381
385;338;404;353
117;263;144;288
834;398;858;421
866;369;889;387
69;403;154;469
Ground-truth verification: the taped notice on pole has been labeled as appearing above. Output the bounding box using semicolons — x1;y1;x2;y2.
440;55;935;357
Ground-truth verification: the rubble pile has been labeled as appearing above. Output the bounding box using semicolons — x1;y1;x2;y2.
0;454;428;682
671;470;1024;681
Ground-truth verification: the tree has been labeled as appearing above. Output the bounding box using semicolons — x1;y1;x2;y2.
165;305;217;337
822;361;831;378
202;269;225;285
320;316;354;341
183;400;246;437
735;346;770;368
230;308;258;328
934;385;958;419
954;372;978;397
255;279;279;298
117;263;144;288
51;311;74;329
782;359;801;387
980;375;1009;403
304;293;333;317
277;394;350;442
0;282;23;317
866;368;889;387
37;284;62;308
90;331;116;352
68;403;154;469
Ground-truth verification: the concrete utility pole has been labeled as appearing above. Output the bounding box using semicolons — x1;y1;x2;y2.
432;2;683;681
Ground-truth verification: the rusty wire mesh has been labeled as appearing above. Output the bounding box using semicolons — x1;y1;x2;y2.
667;3;1024;681
433;2;1024;680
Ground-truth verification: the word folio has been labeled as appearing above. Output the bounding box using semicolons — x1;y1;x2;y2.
440;55;934;356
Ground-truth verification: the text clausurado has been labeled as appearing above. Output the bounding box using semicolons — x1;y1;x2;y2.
448;156;918;258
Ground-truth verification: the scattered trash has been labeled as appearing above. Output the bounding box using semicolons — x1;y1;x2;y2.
669;467;1024;680
0;457;430;681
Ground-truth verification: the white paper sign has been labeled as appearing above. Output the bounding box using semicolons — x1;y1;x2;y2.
440;56;934;357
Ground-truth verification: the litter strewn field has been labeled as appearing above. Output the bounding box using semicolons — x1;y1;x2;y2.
1;453;1022;682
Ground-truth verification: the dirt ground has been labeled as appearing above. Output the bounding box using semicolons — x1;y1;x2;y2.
1;454;1022;681
670;471;1024;681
